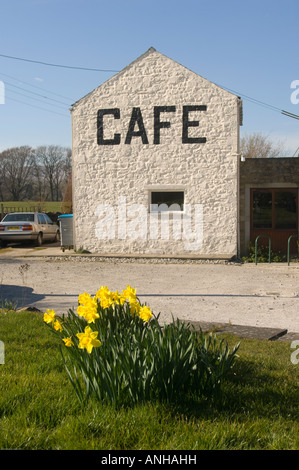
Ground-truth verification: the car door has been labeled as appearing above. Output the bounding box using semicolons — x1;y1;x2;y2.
37;213;50;240
44;214;57;239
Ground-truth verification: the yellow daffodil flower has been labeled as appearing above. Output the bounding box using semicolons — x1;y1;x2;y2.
122;285;137;303
96;286;124;309
95;285;113;309
62;337;74;347
77;293;99;323
95;285;110;299
130;299;141;316
78;292;93;305
139;305;152;322
77;326;101;354
43;309;56;324
54;319;63;332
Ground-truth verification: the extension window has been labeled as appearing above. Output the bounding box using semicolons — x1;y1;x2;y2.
251;189;297;229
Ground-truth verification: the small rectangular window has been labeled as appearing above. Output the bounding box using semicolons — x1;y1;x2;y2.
150;191;184;212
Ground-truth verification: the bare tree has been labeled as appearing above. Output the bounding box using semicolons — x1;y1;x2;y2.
32;158;49;201
0;146;35;200
36;145;71;201
241;133;286;159
0;153;6;201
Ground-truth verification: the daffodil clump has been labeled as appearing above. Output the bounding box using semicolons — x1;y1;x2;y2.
43;284;239;407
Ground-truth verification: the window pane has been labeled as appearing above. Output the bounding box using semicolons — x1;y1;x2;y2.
3;213;34;222
38;214;46;224
151;191;184;211
275;191;297;229
252;191;272;228
44;214;53;224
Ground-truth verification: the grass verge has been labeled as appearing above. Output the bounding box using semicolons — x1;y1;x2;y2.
0;310;298;450
1;201;62;213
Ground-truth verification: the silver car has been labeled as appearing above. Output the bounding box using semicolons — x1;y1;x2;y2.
0;212;60;247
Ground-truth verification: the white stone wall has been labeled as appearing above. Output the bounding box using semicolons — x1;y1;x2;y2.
71;48;242;256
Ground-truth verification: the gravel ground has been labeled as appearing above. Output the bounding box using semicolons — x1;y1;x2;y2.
0;253;298;333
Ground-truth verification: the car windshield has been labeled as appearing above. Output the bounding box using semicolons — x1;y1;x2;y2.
3;213;35;222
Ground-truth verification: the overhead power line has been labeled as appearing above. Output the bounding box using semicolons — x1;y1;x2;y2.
213;82;299;121
281;110;299;120
0;71;75;102
0;51;298;120
8;96;69;117
0;52;119;73
6;87;69;111
5;81;70;107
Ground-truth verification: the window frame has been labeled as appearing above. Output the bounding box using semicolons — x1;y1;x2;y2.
250;188;298;230
149;190;185;213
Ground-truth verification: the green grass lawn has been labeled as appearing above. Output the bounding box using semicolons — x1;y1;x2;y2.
1;201;62;213
0;310;298;450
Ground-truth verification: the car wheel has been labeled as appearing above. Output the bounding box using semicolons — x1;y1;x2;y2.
36;233;43;246
0;240;8;248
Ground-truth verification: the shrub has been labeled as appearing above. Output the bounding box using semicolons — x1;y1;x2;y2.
242;242;286;263
43;286;239;407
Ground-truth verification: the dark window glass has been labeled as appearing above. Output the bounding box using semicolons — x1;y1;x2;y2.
252;191;272;228
151;191;184;211
3;213;34;222
38;214;46;224
44;214;53;224
275;191;297;229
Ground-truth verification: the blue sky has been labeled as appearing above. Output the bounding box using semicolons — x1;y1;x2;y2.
0;0;298;155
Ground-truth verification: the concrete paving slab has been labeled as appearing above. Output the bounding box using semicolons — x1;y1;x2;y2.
181;320;289;341
277;332;299;342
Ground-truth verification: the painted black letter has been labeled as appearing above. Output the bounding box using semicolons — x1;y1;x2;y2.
182;105;207;144
154;106;176;144
97;108;121;145
125;107;149;144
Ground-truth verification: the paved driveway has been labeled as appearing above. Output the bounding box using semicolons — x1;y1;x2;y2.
0;245;298;335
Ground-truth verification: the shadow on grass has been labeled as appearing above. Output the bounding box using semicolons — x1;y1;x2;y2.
166;358;299;422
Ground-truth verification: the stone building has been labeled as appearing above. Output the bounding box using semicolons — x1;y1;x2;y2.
71;48;298;258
